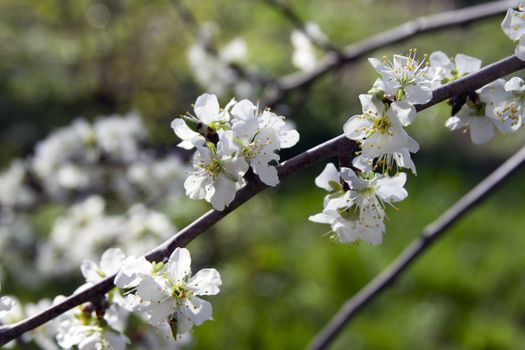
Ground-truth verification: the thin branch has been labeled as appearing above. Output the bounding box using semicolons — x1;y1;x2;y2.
307;145;525;350
268;0;513;106
0;53;524;345
262;0;341;54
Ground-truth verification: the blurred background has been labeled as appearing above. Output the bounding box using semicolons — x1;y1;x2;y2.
1;0;525;348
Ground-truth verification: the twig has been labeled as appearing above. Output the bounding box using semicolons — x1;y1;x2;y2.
306;145;525;350
0;53;524;345
268;0;513;106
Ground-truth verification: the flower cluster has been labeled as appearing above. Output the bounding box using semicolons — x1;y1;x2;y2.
309;164;407;244
431;50;525;144
0;113;187;210
310;50;434;244
115;247;221;339
502;0;525;60
37;196;177;275
172;93;299;210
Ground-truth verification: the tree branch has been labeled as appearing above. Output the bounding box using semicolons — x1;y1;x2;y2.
1;53;523;346
268;0;513;106
307;145;525;350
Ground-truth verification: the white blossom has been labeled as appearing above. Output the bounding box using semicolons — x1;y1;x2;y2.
501;7;525;61
171;93;235;150
230;100;299;186
187;34;252;98
369;49;436;104
445;102;495;145
115;248;221;338
343;94;419;173
481;77;524;133
429;51;482;85
291;30;316;72
0;161;34;208
93;112;146;161
309;165;407;244
184;130;249;210
0;295;15;318
81;248;126;285
56;304;129;350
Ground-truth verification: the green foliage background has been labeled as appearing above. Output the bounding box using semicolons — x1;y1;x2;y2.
1;0;525;349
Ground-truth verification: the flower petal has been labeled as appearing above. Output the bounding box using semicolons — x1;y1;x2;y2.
166;247;192;282
188;268;222;296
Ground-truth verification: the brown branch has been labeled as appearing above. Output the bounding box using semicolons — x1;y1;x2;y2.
0;53;524;346
268;0;514;106
307;144;525;350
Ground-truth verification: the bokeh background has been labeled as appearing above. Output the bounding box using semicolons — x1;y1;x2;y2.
1;0;525;348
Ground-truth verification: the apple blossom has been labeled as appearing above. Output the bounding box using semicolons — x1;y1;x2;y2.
501;6;525;60
171;93;235;150
343;94;419;173
114;248;222;339
368;49;437;104
310;164;407;244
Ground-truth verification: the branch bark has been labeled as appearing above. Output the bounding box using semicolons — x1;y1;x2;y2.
0;54;524;346
268;0;513;106
307;144;525;350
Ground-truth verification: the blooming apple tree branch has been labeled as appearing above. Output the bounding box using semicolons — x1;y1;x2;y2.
307;143;525;350
1;50;524;346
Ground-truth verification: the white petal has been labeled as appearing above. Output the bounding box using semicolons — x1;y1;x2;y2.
223;156;249;180
308;213;336;225
279;129;300;149
445;115;469;130
501;9;525;41
194;93;220;124
80;259;100;284
455;54;481;76
516;36;525;61
217;129;242;156
184;173;211;200
343;115;372;140
232;117;258;142
175;309;195;335
171;119;200;149
389;100;416;126
314;163;340;192
231;99;257;121
375;173;408;203
359;94;383;115
404;84;432;104
505;76;525;92
0;296;14;318
167;247;192;282
184;296;213;326
136;276;166;302
188;268;222;296
470;117;494;144
253;162;279;186
210;174;237;210
100;248;126;276
114;256;152;289
429;51;453;71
